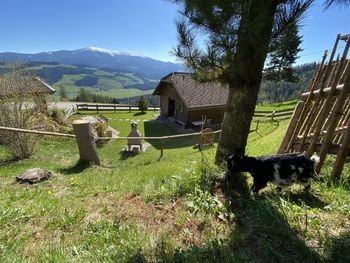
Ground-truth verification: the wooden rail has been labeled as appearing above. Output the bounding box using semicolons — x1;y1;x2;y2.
253;107;295;123
0;126;220;141
0;125;220;159
76;103;160;112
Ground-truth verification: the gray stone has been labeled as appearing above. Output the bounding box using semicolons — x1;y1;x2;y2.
16;168;52;184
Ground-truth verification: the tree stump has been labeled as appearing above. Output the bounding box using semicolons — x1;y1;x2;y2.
72;120;100;165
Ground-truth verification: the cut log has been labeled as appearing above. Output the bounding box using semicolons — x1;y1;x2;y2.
72;120;101;165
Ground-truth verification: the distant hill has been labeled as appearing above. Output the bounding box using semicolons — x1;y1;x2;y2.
0;47;185;99
258;63;317;103
0;47;316;103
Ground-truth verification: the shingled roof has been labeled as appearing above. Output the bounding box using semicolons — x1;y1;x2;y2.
153;72;228;109
0;77;55;98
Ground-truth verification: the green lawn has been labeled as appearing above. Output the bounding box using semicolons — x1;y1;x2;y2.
0;109;349;262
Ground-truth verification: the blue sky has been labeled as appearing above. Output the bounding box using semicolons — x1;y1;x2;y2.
0;0;348;64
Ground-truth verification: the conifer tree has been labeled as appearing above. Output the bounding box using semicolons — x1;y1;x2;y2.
138;96;148;113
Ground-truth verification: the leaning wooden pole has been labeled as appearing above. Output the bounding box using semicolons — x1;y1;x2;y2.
314;37;350;173
72;120;101;165
306;34;347;157
331;123;350;180
284;50;329;153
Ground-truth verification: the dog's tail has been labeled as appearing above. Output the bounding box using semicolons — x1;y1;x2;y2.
311;155;320;177
311;155;320;165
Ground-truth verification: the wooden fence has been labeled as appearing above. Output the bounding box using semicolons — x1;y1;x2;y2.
253;107;295;123
0;124;220;161
76;103;160;112
278;33;350;180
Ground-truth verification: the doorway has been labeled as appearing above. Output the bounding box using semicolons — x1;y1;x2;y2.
168;98;175;117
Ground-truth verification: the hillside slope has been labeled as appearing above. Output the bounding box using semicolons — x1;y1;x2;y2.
0;47;185;99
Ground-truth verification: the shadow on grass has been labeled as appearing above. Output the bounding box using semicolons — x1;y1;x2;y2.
143;121;220;150
119;150;139;160
133;112;147;116
283;191;327;209
324;231;350;262
57;160;91;175
126;175;323;262
0;158;20;167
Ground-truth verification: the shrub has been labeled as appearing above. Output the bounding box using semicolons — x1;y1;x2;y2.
50;108;65;125
0;66;45;159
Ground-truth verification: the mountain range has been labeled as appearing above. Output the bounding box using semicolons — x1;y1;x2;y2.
0;47;185;100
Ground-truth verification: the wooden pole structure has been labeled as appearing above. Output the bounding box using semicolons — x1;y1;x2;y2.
331;123;350;180
315;43;350;173
306;35;349;158
277;101;304;153
285;49;329;153
72;120;101;165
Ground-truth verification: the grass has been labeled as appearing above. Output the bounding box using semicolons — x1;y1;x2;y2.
0;108;349;262
52;74;152;101
255;100;298;111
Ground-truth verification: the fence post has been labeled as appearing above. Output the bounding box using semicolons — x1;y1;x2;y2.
114;105;116;112
72;120;100;165
160;138;164;158
96;104;99;113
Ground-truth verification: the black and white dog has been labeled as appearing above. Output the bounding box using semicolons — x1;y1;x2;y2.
227;152;320;193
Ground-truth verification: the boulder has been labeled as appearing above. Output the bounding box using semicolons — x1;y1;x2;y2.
16;168;52;184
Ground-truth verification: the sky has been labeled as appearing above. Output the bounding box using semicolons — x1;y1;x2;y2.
0;0;349;64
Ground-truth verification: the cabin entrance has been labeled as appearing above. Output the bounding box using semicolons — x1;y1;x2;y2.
168;98;175;117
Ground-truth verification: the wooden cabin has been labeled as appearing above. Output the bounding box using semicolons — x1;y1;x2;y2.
153;72;228;128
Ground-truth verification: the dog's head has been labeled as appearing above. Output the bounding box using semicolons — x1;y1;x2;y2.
227;151;244;173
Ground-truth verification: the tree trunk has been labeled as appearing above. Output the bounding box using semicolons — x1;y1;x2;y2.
215;1;279;190
216;85;259;162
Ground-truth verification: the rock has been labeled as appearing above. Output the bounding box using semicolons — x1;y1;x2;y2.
16;168;52;184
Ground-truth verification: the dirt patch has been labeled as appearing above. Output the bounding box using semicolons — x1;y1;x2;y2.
114;194;230;247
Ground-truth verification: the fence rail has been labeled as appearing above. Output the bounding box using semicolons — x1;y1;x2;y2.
76;103;160;112
0;125;221;160
253;107;295;123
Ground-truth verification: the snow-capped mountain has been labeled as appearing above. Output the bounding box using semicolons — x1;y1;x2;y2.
0;47;184;79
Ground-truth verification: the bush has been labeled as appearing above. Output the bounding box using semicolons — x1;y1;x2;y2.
0;67;45;159
50;108;65;125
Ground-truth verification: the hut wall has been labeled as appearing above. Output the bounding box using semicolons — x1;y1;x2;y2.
188;107;225;125
159;84;188;124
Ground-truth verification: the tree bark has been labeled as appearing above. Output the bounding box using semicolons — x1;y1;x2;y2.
215;1;279;168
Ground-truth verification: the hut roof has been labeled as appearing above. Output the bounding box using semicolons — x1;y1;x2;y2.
0;77;55;98
153;72;228;109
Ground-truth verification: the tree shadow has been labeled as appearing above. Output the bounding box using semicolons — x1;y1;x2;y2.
125;177;323;262
324;231;350;263
57;160;91;175
282;190;327;209
133;112;147;116
0;158;20;167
